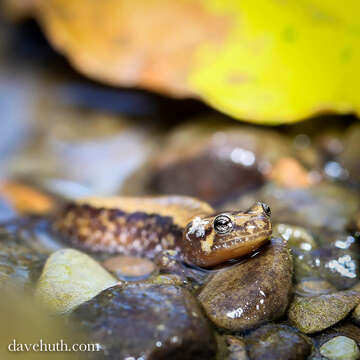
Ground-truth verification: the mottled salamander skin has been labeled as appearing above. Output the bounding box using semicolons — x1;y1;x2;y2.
54;196;272;267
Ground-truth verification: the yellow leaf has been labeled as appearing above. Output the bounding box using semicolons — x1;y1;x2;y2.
189;0;360;123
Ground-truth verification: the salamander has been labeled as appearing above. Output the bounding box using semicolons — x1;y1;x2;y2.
54;196;272;267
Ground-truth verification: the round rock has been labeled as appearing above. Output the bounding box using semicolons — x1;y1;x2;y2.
320;336;360;360
71;283;217;360
288;291;360;334
198;237;292;331
35;248;118;313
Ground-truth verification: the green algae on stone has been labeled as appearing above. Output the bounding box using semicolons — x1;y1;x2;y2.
34;248;118;314
288;291;360;334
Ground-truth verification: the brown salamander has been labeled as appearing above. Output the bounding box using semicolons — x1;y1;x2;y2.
54;196;272;267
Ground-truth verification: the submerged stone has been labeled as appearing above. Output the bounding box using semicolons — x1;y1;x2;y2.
245;324;312;360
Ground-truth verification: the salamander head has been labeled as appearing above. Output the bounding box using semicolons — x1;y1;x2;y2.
182;202;272;267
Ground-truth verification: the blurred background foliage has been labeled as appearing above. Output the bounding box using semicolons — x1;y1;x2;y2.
2;0;360;124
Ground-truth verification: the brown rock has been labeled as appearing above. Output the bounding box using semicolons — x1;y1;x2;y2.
198;237;292;331
102;255;156;280
288;291;360;334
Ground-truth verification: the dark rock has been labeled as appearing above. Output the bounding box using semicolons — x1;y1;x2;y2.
71;283;216;360
147;122;292;204
245;324;312;360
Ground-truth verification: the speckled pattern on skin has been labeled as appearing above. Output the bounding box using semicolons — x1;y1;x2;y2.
54;204;184;258
54;196;272;267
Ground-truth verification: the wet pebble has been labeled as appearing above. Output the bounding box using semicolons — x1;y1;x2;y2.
273;223;317;251
225;336;248;360
147;122;292;204
294;278;336;297
292;245;359;289
245;324;312;360
0;226;46;290
320;336;360;360
315;322;360;351
35;248;118;313
102;255;156;281
292;248;321;281
71;283;217;360
315;246;359;289
288;291;360;334
198;237;292;331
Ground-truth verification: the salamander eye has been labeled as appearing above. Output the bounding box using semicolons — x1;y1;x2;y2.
261;202;271;217
213;214;233;235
